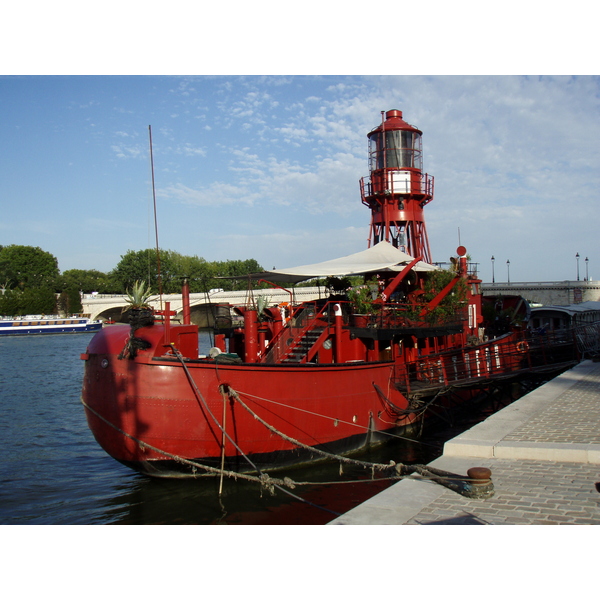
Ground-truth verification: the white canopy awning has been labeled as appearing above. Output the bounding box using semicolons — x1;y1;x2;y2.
237;241;438;284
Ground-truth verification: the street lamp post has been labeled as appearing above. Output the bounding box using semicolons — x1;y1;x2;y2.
507;259;510;284
585;257;589;281
491;255;495;283
576;253;580;281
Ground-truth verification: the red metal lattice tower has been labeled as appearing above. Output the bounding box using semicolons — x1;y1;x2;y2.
360;110;434;263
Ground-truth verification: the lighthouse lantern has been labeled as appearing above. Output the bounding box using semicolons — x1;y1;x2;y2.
361;109;434;263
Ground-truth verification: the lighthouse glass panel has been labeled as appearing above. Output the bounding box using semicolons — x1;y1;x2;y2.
369;134;383;171
369;131;423;171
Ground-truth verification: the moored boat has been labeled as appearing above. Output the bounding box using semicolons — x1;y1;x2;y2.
1;315;102;336
80;110;584;479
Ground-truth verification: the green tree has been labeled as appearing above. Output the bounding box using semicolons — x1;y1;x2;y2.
110;249;179;294
0;287;57;316
110;249;264;294
60;269;113;294
0;289;21;316
0;245;60;290
57;287;83;315
212;258;264;291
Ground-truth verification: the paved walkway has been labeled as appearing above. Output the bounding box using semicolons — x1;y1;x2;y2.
330;360;600;524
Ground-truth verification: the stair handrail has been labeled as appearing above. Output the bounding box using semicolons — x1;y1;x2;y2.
261;301;332;364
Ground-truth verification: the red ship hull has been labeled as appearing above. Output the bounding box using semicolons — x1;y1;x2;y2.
81;324;419;478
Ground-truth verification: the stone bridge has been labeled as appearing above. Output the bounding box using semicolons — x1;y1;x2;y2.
82;287;324;328
82;280;600;327
482;280;600;306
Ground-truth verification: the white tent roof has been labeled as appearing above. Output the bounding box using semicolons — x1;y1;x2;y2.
243;241;438;284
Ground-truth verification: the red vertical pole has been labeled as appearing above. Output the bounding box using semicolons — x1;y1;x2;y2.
244;309;258;363
182;278;191;325
164;301;171;346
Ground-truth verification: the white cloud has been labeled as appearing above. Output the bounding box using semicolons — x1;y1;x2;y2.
160;182;259;206
110;143;144;159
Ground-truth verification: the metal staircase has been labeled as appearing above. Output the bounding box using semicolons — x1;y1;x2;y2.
280;327;326;363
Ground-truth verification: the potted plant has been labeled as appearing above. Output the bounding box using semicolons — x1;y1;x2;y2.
347;285;374;315
123;280;154;330
347;278;380;326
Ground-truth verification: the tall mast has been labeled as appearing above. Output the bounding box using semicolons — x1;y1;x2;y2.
360;109;434;263
148;125;163;309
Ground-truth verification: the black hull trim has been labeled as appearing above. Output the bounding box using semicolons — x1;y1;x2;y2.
115;421;421;479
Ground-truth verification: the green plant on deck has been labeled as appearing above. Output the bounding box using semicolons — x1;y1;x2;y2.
420;268;468;325
347;278;379;314
123;280;153;310
255;295;271;322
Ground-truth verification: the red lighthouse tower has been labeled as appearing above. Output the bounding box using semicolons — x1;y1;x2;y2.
360;110;434;263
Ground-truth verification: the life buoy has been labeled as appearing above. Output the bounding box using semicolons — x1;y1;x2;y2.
516;341;529;353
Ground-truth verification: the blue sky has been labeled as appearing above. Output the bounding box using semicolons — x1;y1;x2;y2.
1;7;598;284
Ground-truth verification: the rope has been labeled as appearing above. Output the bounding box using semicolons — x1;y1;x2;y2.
225;386;494;498
228;387;401;476
82;343;495;504
168;344;343;514
81;393;492;501
232;388;439;448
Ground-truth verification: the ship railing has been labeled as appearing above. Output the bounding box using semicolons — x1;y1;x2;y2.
261;299;470;364
572;320;600;358
433;261;479;277
394;326;581;395
531;320;600;360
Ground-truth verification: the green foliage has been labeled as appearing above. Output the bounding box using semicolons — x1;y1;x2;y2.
347;278;379;314
0;245;59;290
325;276;352;293
110;249;168;294
110;249;264;294
420;268;468;324
0;289;21;316
0;243;265;315
57;287;83;316
0;287;57;316
60;269;115;294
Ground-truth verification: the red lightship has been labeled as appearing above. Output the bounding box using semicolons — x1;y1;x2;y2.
80;110;577;478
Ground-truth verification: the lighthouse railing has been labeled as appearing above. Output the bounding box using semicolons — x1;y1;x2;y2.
360;172;434;199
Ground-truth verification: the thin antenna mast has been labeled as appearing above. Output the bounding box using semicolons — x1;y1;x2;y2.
148;125;163;309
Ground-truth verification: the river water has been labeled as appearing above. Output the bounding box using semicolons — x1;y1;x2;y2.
0;332;508;525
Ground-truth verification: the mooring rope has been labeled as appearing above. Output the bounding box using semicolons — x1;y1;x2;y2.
80;394;346;516
232;388;440;448
228;387;401;477
187;346;495;499
168;344;346;514
82;342;495;505
222;386;494;498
